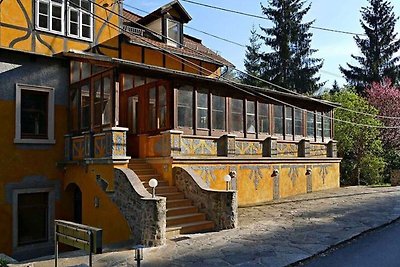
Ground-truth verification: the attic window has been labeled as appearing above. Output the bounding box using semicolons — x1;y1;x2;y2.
167;19;181;47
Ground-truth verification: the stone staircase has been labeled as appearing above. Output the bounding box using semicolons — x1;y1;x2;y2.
128;159;214;238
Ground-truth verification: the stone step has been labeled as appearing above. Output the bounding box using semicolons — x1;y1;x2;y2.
167;206;199;217
146;186;178;194
128;162;151;167
165;228;181;239
167;199;192;209
158;192;185;200
166;221;215;235
137;174;161;181
132;169;157;175
167;213;206;227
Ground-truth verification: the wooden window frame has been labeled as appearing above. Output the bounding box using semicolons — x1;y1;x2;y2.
15;84;55;144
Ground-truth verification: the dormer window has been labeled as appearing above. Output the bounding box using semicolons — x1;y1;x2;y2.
167;19;182;47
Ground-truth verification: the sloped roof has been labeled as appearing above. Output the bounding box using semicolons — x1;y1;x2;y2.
122;8;233;67
63;50;337;109
138;0;192;24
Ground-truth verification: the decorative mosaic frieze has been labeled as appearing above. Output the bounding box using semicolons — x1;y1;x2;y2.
72;136;85;160
277;143;298;157
235;141;262;156
319;165;330;184
240;165;272;190
190;165;227;187
181;137;217;156
94;134;106;158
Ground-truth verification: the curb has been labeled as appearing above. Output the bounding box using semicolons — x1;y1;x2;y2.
288;216;400;266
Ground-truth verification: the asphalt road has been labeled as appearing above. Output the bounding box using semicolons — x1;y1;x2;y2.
301;220;400;267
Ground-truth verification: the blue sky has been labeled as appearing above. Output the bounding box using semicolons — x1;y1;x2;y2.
125;0;400;89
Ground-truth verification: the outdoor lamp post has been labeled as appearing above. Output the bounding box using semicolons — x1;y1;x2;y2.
224;174;232;190
134;245;144;267
149;178;158;198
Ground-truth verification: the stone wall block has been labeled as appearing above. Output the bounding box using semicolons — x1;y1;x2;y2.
104;127;130;160
173;166;238;230
298;139;311;157
111;168;166;247
218;134;236;157
263;136;278;157
327;140;338;158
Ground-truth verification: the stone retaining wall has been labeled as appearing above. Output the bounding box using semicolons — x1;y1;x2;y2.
112;168;166;247
173;166;238;230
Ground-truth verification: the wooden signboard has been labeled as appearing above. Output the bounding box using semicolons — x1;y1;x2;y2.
54;220;103;267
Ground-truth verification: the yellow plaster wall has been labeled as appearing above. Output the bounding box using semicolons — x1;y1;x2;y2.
312;163;340;191
0;100;67;255
63;163;131;245
0;0;119;56
279;165;307;198
171;161;340;206
146;158;173;185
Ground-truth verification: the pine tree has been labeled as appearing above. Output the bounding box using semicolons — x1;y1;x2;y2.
330;80;340;94
259;0;323;94
241;25;263;86
340;0;400;94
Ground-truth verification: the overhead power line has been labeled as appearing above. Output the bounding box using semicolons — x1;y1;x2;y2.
68;0;400;128
124;4;400;121
123;4;246;48
181;0;366;37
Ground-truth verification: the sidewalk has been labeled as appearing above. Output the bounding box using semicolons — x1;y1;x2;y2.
9;186;400;267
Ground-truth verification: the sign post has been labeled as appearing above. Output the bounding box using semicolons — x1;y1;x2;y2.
54;220;102;267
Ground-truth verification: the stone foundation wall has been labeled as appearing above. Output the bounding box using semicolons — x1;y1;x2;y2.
173;167;238;230
112;168;166;247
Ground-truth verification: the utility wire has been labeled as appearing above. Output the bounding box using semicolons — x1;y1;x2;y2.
123;3;400;121
124;4;246;48
181;0;366;37
69;0;400;129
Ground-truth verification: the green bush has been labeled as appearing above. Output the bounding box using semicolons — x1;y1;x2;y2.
0;258;9;267
383;149;400;183
323;89;386;185
360;154;386;185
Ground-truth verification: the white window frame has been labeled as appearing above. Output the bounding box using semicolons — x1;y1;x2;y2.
35;0;65;35
166;18;181;47
67;0;93;41
14;84;55;144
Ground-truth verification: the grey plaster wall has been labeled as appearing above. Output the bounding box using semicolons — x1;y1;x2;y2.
112;168;166;247
0;49;69;105
173;166;238;230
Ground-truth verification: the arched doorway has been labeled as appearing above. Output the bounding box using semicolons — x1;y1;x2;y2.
65;183;82;224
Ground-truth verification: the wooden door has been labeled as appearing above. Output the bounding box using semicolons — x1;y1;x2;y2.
120;79;171;157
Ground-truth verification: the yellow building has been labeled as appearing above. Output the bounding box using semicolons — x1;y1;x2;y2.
0;0;341;260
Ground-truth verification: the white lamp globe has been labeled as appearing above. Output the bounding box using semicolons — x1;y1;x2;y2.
223;174;232;183
149;178;158;188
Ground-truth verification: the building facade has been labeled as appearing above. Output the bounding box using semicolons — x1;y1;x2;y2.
0;0;340;260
